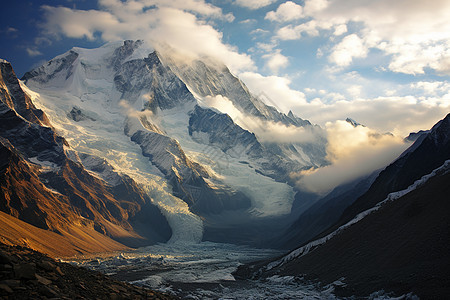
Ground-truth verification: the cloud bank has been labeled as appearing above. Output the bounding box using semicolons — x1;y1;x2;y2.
40;0;253;73
201;95;322;144
240;71;450;137
292;120;410;195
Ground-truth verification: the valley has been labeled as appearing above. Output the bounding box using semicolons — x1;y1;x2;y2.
1;39;449;299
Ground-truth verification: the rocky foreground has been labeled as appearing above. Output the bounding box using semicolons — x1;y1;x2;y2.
0;243;176;299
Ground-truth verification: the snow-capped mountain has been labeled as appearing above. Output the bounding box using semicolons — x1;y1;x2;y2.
1;58;171;255
14;40;328;246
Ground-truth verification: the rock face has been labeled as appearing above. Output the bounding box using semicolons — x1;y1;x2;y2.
188;105;300;181
158;48;311;127
0;242;176;299
114;51;195;111
1;59;172;253
0;61;51;127
22;51;79;85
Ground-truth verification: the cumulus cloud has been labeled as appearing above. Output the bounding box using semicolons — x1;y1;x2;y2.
272;0;450;74
275;20;332;40
410;81;450;96
265;1;303;22
263;50;289;74
233;0;278;10
328;34;368;67
39;0;253;73
292;120;409;195
346;85;363;99
333;24;347;36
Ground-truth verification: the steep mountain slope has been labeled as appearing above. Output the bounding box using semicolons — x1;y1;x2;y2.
0;210;127;257
157;47;307;126
19;40;328;245
0;59;171;255
0;59;50;127
157;46;328;168
278;171;379;249
237;115;450;297
243;162;450;298
336;113;450;230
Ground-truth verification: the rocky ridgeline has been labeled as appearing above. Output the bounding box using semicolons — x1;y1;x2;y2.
0;243;176;299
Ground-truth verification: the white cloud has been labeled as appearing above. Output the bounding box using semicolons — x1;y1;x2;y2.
263;50;289;74
238;71;450;137
276;20;333;40
40;1;253;73
346;85;362;99
410;81;450;95
99;0;229;20
26;48;43;57
328;34;368;67
255;42;276;52
294;96;450;137
233;0;278;10
303;0;328;15
275;25;300;41
240;19;257;25
315;0;450;74
333;24;347;36
239;72;307;112
41;5;120;40
265;1;303;22
266;0;450;74
250;28;270;35
6;27;18;34
292;120;409;195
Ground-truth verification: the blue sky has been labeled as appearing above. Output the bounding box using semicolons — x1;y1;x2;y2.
1;0;449;137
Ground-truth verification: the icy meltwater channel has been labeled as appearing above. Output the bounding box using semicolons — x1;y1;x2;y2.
70;242;339;299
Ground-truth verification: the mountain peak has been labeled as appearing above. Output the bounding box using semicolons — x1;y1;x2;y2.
404;130;430;143
429;113;450;145
345;117;364;127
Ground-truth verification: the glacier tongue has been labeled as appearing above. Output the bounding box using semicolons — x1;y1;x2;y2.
134;177;203;244
159;105;295;217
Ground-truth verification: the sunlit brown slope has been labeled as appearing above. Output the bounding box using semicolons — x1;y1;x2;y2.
0;211;128;257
